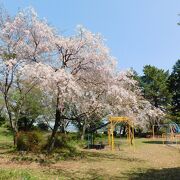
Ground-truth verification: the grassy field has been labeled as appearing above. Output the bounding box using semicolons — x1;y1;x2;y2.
0;128;180;180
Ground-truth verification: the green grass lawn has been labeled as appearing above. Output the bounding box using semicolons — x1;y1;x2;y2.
0;128;180;179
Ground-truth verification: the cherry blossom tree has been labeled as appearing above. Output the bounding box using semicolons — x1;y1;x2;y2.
0;7;56;144
22;25;116;149
0;7;164;151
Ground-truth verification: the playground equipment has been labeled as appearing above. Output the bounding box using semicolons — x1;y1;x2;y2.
162;122;180;145
87;116;135;151
169;122;180;133
108;116;134;150
87;122;110;149
152;122;180;146
153;122;180;138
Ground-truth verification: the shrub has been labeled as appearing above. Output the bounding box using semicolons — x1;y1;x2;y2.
50;133;69;149
27;131;43;150
45;133;78;156
16;133;28;151
16;131;43;152
67;132;79;141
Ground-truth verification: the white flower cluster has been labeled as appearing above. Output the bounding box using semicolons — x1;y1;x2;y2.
0;7;164;129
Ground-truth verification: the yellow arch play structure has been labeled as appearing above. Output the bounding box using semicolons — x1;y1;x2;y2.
108;116;135;150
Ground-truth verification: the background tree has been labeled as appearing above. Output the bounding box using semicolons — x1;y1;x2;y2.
140;65;171;111
16;85;45;131
168;60;180;123
0;7;56;144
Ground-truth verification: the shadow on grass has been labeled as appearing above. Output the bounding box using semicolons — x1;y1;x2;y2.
143;141;163;144
81;150;144;163
121;167;180;180
45;167;109;180
143;140;180;146
85;169;109;180
45;167;180;180
0;142;13;149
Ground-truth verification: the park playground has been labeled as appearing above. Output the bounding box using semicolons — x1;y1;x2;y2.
0;2;180;180
0;117;180;180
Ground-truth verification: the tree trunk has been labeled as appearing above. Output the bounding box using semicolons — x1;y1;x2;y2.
119;125;122;137
123;125;126;136
48;108;61;153
130;127;133;145
47;86;63;153
59;119;68;133
12;119;19;146
4;95;18;146
154;96;158;108
60;125;65;133
13;130;18;146
81;119;87;140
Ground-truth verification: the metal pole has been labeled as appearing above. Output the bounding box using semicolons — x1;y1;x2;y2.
111;130;114;151
108;127;111;146
153;125;155;139
129;124;131;146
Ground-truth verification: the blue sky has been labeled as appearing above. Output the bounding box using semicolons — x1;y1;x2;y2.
1;0;180;74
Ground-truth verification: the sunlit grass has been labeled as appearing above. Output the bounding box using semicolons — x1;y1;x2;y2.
0;128;180;179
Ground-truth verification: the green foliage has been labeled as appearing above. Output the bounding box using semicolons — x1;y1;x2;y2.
130;68;142;83
2;52;16;60
17;86;44;120
0;127;13;142
10;85;45;131
140;65;171;109
0;96;6;127
0;116;5;126
46;133;78;157
21;87;44;120
168;60;180;123
159;126;168;134
52;133;70;149
16;131;43;152
17;117;35;131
